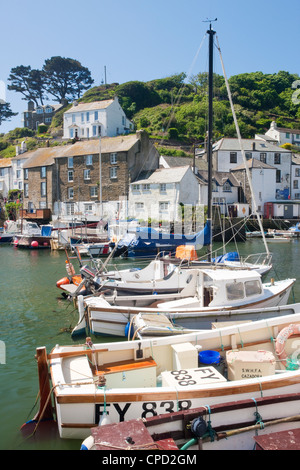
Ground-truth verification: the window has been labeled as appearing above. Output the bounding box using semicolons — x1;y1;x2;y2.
68;157;73;168
36;107;43;114
72;114;75;123
24;183;28;197
226;282;244;301
223;182;232;192
69;128;74;138
68;170;73;182
45;107;52;113
45;117;52;123
159;202;169;210
39;201;47;209
160;183;166;192
41;166;46;178
135;202;144;210
86;155;93;166
286;133;290;138
245;280;262;297
86;112;90;122
90;186;98;198
81;113;84;123
16;170;21;179
0;169;4;177
110;167;117;179
230;152;237;164
143;184;150;191
294;180;299;189
24;169;28;180
94;111;98;121
274;153;281;164
93;126;97;137
132;184;140;191
84;204;93;213
110;153;117;164
84;169;90;180
245;152;252;160
276;169;281;183
41;182;46;197
18;181;22;190
260;153;267;163
17;160;21;168
66;203;75;215
68;187;74;199
212;181;218;192
296;168;300;177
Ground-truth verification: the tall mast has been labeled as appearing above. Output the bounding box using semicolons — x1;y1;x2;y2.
206;22;216;261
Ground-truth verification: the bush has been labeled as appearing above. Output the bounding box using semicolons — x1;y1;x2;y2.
38;124;48;134
167;128;179;140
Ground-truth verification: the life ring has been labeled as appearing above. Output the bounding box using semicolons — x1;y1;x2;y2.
275;324;300;365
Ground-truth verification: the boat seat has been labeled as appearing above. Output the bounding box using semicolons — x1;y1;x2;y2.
95;357;157;375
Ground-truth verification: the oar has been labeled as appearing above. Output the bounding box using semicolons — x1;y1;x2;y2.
214;414;300;441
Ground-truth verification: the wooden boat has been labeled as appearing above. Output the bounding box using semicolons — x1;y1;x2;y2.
31;311;300;441
80;392;300;450
71;269;295;337
0;220;20;244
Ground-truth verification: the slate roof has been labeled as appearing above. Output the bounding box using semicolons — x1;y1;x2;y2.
64;99;114;114
213;137;291;153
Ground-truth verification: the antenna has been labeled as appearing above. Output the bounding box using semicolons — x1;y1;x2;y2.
203;17;217;29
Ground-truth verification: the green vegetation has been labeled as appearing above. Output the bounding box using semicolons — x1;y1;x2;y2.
1;70;300;158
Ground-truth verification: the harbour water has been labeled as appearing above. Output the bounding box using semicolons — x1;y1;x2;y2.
0;239;299;450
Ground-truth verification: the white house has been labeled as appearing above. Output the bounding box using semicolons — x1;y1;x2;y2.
0;159;12;198
265;121;300;147
128;165;201;224
197;170;240;215
231;159;277;215
211;138;292;200
63;97;133;140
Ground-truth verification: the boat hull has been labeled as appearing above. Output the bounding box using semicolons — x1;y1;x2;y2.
79;279;295;337
49;312;300;440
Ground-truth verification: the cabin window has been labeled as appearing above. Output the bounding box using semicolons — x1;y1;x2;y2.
245;280;262;297
226;282;245;301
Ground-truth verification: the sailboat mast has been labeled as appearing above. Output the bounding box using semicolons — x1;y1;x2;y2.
207;23;216;261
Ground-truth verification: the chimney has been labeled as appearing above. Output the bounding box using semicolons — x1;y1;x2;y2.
252;142;256;151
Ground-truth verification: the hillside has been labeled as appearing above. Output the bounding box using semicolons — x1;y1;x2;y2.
1;70;300;158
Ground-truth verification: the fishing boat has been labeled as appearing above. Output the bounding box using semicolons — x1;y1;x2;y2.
13;220;53;248
30;311;300;441
71;269;295;337
0;220;20;244
79;392;300;450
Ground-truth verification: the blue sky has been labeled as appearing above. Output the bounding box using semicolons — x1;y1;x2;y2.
0;0;299;133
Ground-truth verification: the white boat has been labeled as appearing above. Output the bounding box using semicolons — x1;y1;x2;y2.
266;235;292;243
0;220;20;244
31;310;300;442
13;220;53;248
74;242;112;258
71;269;295;337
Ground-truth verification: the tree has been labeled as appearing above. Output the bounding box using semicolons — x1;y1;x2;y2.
42;56;94;103
0;102;17;126
7;65;46;106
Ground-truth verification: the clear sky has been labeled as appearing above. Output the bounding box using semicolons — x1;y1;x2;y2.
0;0;299;133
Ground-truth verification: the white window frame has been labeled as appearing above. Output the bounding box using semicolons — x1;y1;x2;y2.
68;170;73;182
86;155;93;166
160;183;166;192
110;153;117;164
110;167;117;179
90;186;98;198
84;169;91;180
159;201;169;210
68;187;74;199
